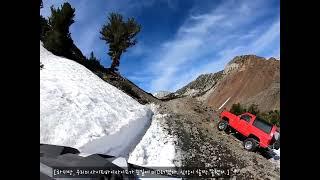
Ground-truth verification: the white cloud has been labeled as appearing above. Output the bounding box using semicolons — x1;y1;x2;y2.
144;0;279;92
250;19;280;53
180;14;224;34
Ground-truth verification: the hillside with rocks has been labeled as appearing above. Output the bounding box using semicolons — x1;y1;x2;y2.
205;55;280;112
172;55;280;112
175;71;224;97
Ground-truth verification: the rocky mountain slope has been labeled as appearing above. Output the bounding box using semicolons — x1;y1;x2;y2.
175;71;224;97
159;71;224;101
172;55;280;112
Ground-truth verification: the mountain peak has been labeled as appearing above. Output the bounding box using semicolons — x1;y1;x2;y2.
228;55;265;65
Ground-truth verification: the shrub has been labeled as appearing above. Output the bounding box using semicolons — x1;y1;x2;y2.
247;104;260;115
120;83;139;99
229;103;280;126
230;103;246;115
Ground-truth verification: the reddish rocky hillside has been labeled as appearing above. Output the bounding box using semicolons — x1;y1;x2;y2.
170;55;280;112
204;55;280;112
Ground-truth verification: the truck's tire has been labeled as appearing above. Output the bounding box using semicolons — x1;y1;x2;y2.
217;120;228;131
244;138;257;151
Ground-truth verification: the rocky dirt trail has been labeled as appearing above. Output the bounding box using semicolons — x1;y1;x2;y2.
155;97;280;179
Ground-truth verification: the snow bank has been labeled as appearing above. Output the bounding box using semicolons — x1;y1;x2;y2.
128;104;182;167
269;148;280;168
40;42;153;157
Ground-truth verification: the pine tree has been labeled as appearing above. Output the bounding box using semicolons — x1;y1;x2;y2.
43;3;75;58
89;52;98;61
82;51;105;72
40;0;49;40
40;16;50;40
100;13;141;71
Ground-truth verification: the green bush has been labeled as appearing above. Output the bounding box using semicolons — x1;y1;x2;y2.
229;103;280;126
82;52;106;72
260;110;280;127
247;104;260;115
230;103;246;115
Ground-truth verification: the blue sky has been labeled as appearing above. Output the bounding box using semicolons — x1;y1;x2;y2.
41;0;280;93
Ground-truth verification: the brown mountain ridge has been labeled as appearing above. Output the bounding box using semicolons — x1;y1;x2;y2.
171;55;280;112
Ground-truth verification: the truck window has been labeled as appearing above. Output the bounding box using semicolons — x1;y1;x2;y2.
240;114;251;122
252;117;273;134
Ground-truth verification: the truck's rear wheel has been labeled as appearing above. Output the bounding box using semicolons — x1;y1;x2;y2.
244;138;257;151
217;120;228;131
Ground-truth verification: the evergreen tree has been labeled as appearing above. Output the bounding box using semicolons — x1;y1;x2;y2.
43;3;75;58
100;13;141;71
40;0;49;40
40;16;50;40
89;52;98;61
82;52;105;72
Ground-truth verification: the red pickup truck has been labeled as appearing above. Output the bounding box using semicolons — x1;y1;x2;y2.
217;110;280;151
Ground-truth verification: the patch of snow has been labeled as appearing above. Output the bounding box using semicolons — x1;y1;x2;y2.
128;104;182;167
153;91;171;98
273;148;280;157
269;148;280;168
78;153;90;157
112;157;128;168
40;42;153;158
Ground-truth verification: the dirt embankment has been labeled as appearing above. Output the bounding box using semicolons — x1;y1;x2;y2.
156;97;280;179
98;70;161;104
